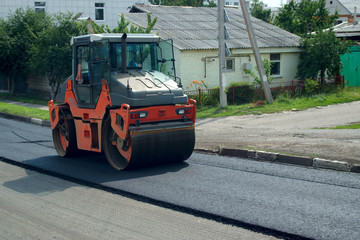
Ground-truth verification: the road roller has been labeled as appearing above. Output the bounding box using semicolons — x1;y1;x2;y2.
48;33;196;170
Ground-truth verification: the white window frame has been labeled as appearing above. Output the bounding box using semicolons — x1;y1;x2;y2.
34;1;46;13
95;3;105;21
224;58;235;72
270;54;281;76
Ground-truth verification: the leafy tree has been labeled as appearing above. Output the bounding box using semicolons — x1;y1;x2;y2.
149;0;216;7
77;14;157;35
245;58;274;87
29;13;79;98
0;9;158;97
297;29;351;83
250;0;272;23
274;0;338;37
114;14;157;34
0;8;51;95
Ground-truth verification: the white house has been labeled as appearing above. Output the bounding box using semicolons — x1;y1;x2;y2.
326;0;359;24
0;0;149;29
126;5;302;90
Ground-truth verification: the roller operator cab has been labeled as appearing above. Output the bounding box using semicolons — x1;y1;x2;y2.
48;33;196;170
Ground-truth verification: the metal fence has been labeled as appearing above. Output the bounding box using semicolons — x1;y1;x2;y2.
184;76;344;106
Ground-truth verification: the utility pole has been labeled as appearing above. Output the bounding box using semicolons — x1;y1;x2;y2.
239;0;273;104
217;0;228;108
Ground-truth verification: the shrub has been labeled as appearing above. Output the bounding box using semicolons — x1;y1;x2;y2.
226;82;256;104
275;90;292;104
305;78;319;95
202;87;220;106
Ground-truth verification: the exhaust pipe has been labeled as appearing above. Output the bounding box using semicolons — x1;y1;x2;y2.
121;33;127;73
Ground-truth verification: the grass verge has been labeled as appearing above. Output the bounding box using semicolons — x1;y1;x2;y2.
1;87;360;121
197;87;360;118
0;93;48;106
328;123;360;129
0;102;49;120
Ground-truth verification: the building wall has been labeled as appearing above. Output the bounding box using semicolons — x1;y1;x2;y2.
0;0;149;29
176;47;302;90
27;74;50;97
326;0;360;24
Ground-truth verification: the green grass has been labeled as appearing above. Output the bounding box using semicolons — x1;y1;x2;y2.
197;87;360;118
0;102;50;120
0;93;48;106
329;123;360;129
1;87;360;121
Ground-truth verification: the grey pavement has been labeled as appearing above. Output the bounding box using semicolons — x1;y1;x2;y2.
1;98;359;173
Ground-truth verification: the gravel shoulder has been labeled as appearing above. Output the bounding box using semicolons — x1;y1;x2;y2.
195;101;360;166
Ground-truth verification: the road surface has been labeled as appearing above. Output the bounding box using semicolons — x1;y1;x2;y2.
1;161;276;240
1;117;360;240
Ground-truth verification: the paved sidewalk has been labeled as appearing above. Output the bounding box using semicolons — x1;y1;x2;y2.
1;99;359;173
195;101;360;173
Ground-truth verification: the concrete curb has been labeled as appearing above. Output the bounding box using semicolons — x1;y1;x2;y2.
0;112;50;127
200;147;359;174
1;111;358;174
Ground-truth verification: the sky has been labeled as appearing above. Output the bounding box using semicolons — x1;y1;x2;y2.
261;0;284;7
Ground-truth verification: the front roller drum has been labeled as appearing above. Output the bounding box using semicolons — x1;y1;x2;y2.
102;117;195;170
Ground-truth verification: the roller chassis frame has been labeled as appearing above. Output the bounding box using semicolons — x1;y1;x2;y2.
49;78;196;169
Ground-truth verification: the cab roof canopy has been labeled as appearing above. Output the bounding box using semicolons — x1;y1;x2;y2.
71;33;161;45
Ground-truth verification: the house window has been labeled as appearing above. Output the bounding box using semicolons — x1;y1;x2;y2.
336;20;343;25
270;54;280;75
234;2;239;6
225;2;230;5
34;2;46;13
95;3;105;21
225;58;235;71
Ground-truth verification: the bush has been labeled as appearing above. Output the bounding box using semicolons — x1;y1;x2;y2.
187;88;219;107
226;82;256;105
202;87;220;106
305;78;319;95
275;90;292;104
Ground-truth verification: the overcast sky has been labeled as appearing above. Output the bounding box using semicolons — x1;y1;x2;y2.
261;0;284;7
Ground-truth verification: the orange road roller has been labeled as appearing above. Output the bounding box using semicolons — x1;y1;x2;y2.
49;33;196;170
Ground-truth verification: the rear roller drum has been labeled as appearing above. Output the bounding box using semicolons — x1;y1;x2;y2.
52;110;77;157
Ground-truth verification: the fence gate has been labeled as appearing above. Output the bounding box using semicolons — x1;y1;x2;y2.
341;46;360;87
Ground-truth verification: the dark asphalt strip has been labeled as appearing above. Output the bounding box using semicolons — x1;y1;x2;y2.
0;156;311;240
187;159;360;190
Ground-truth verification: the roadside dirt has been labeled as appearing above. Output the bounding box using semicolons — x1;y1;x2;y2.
195;101;360;165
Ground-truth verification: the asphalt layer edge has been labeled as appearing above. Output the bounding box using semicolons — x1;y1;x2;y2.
0;156;311;240
1;111;359;174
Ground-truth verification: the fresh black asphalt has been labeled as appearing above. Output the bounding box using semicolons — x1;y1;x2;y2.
1;117;360;240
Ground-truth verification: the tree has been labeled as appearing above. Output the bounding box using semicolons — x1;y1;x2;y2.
0;8;51;95
245;58;274;87
274;0;338;37
77;14;157;35
250;0;272;23
29;13;79;98
1;8;158;97
297;29;351;83
113;14;157;34
149;0;216;7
